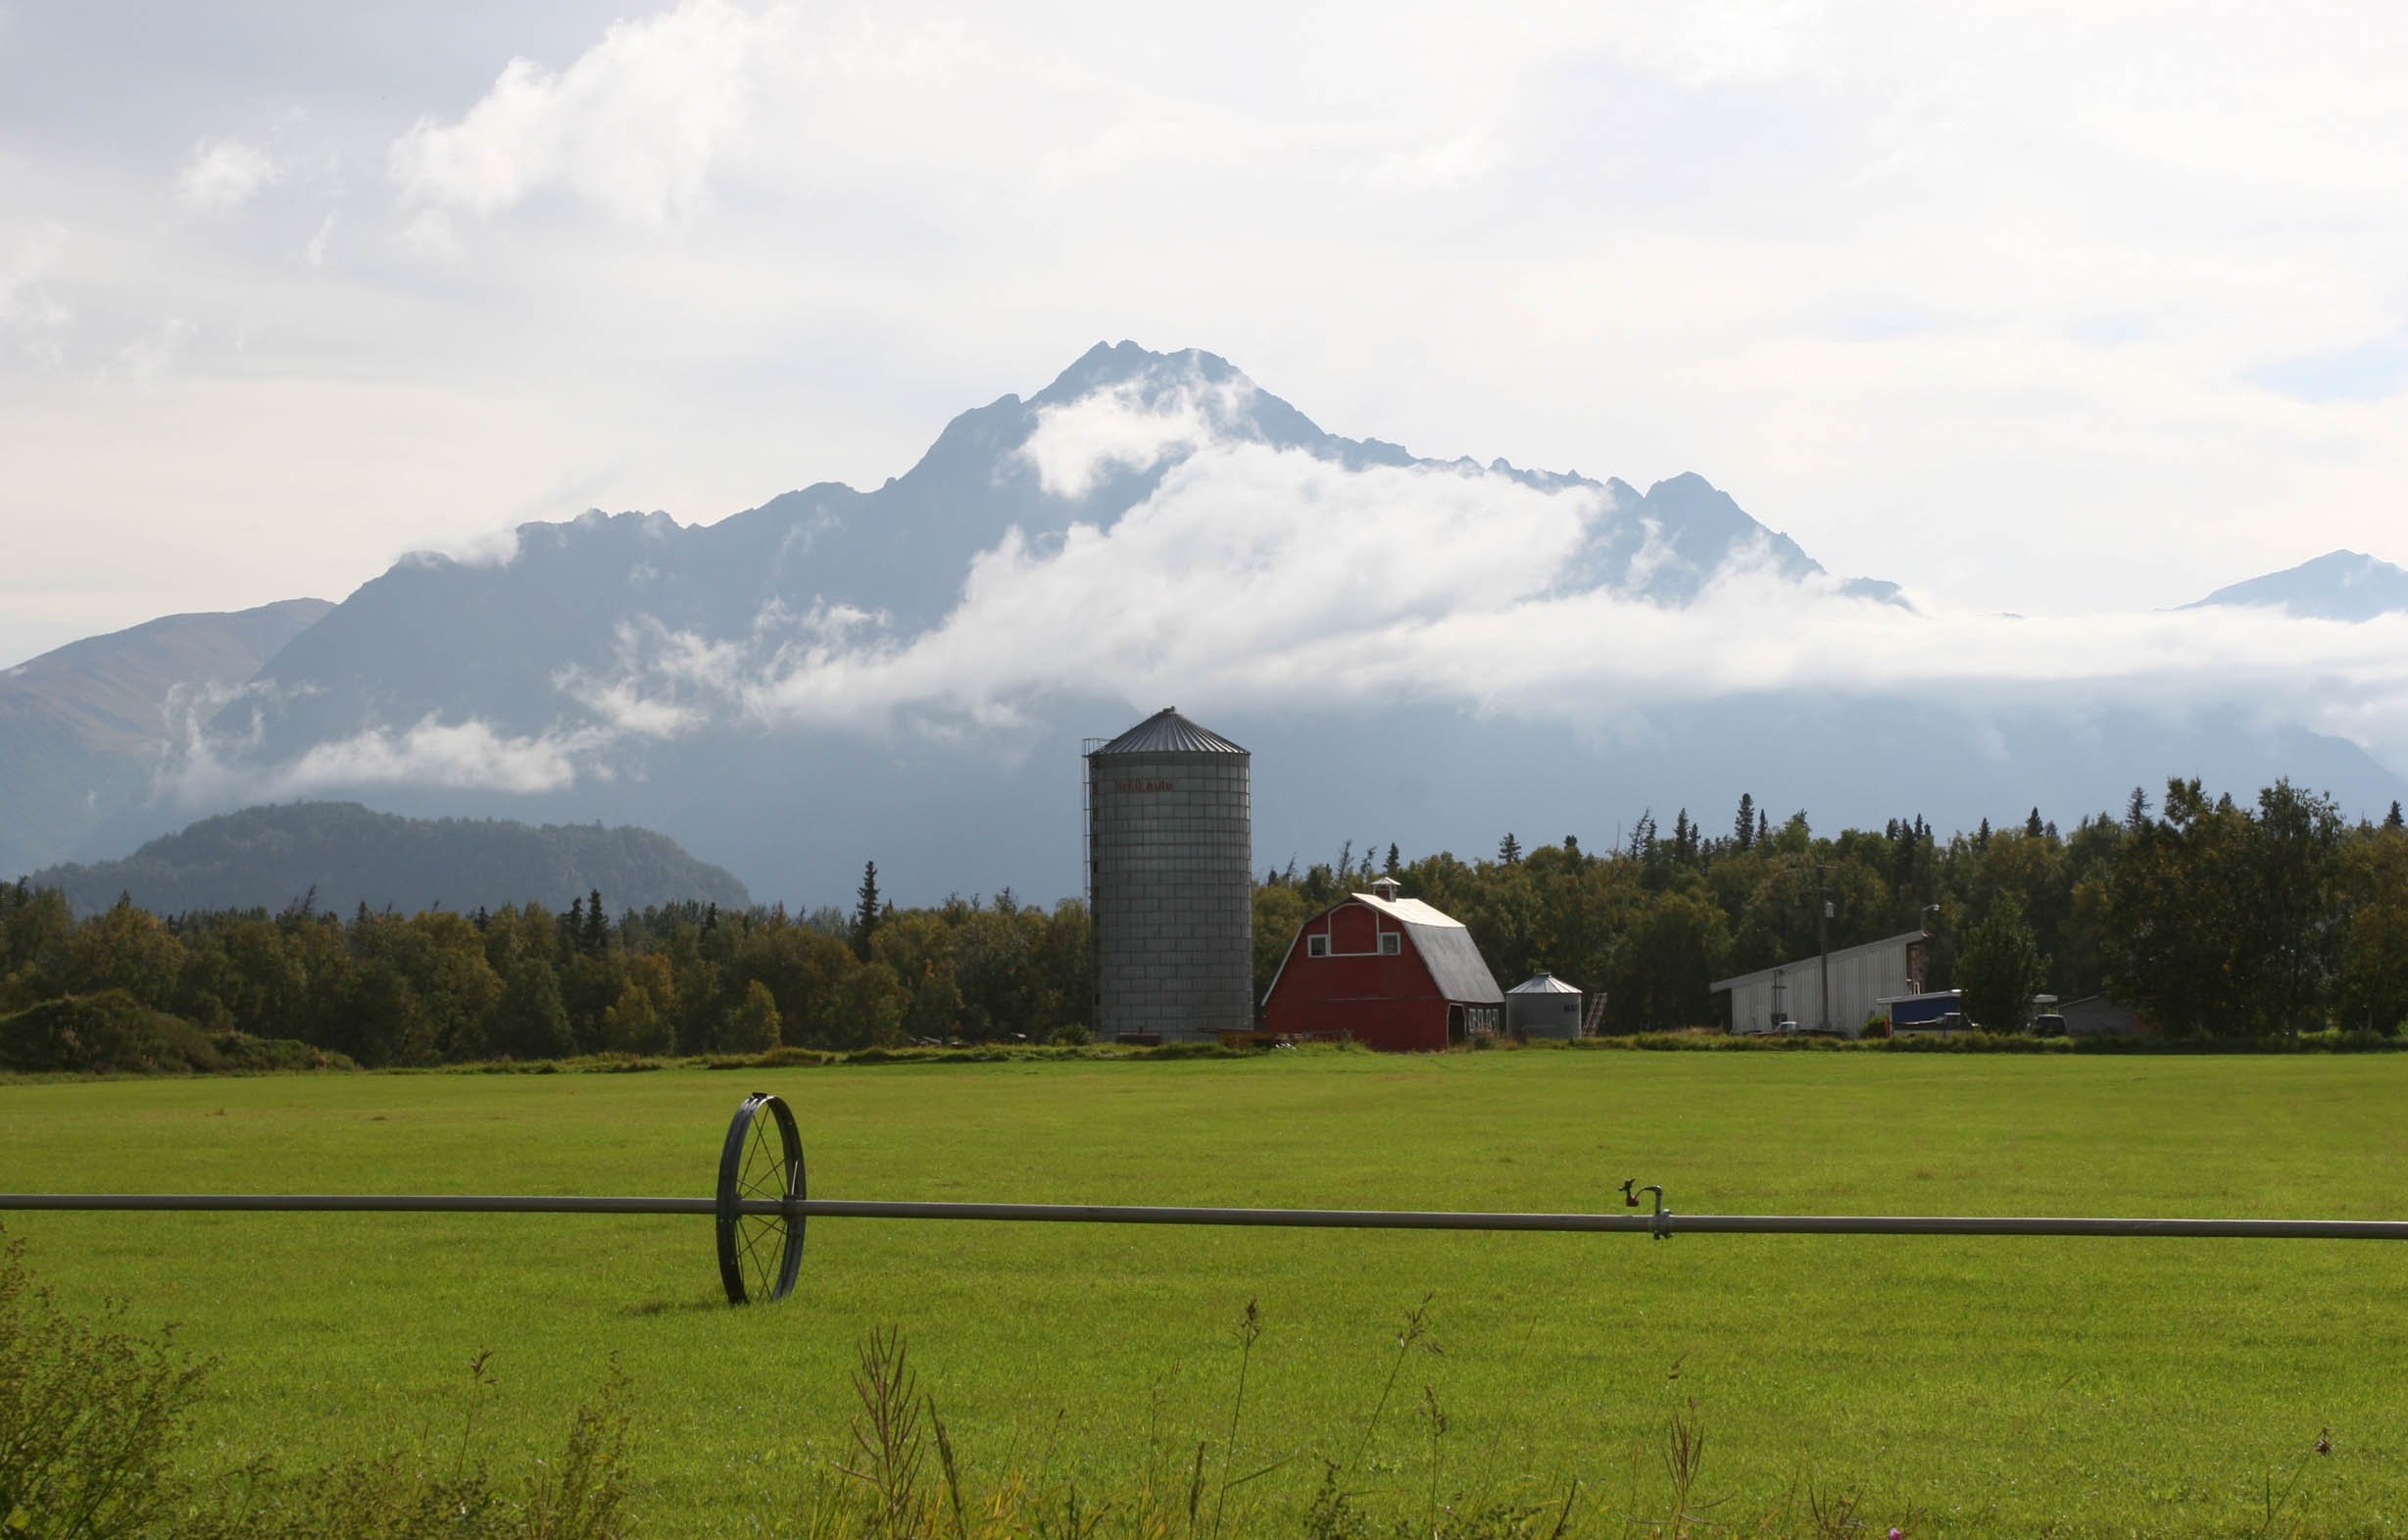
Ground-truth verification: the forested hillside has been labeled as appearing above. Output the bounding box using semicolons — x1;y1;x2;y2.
23;802;751;917
3;777;2403;1069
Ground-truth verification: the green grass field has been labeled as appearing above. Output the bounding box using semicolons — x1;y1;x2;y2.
5;1050;2407;1536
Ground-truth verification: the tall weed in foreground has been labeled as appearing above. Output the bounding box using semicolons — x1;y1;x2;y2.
0;1229;212;1539
790;1302;1973;1540
182;1347;636;1540
0;1226;634;1540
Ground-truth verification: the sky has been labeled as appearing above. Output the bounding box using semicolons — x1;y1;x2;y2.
7;1;2408;672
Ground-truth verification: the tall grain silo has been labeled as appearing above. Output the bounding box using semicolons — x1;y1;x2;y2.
1085;708;1253;1041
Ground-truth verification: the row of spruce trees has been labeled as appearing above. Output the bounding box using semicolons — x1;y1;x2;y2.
2;778;2405;1065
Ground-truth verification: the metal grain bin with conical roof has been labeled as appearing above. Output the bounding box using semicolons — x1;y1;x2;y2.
1085;708;1253;1041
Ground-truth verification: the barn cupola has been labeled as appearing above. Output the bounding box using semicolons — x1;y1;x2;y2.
1371;876;1401;902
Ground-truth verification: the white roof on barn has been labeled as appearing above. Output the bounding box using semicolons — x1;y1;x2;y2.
1508;971;1581;994
1352;890;1505;1004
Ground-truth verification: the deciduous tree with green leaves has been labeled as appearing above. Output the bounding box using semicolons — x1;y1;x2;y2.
1956;893;2049;1033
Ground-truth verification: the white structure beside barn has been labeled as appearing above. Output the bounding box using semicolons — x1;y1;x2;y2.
1505;971;1584;1038
1711;930;1928;1038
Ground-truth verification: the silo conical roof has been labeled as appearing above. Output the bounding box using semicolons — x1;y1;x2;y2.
1091;707;1247;756
1508;971;1582;994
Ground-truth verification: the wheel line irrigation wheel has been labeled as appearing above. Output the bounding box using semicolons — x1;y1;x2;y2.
715;1092;804;1304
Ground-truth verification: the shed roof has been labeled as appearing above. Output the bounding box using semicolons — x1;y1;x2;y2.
1352;891;1504;1004
1508;971;1581;995
1089;707;1247;757
1708;929;1928;994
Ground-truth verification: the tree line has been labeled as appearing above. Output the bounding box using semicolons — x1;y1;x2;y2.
0;862;1092;1068
4;778;2405;1063
1255;780;2408;1037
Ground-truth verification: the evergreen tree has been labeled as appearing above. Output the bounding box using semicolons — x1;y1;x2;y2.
1385;843;1401;876
1498;832;1522;866
2387;801;2404;831
852;862;882;961
1733;793;1756;851
2026;808;2044;838
1976;817;1991;847
581;888;609;955
1756;810;1770;845
2125;785;2153;832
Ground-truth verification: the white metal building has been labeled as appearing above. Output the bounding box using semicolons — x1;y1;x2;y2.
1710;930;1929;1038
1505;971;1584;1038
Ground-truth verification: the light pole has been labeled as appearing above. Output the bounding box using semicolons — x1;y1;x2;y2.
1917;903;1942;995
1814;864;1835;1031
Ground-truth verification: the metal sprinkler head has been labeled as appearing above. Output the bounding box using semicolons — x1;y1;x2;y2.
1620;1178;1670;1239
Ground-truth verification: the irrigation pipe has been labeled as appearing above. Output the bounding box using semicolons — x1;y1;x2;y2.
3;1093;2401;1305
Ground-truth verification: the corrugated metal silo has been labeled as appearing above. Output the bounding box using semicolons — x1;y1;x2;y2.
1086;708;1253;1041
1505;971;1585;1039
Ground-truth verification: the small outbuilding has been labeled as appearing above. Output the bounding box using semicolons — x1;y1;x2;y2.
1505;972;1585;1039
1260;877;1504;1051
2059;995;2141;1038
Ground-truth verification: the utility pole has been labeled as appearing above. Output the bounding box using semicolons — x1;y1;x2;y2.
1815;864;1835;1031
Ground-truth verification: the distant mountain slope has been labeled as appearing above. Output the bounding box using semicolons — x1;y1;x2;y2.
0;600;333;877
10;342;2400;911
2180;550;2408;621
25;802;751;917
212;343;1878;762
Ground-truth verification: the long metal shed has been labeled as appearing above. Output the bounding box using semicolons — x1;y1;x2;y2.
1710;929;1928;1037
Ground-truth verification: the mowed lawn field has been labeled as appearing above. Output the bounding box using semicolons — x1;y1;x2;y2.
5;1050;2408;1536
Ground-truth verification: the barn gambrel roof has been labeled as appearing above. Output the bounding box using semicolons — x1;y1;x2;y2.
1349;891;1505;1005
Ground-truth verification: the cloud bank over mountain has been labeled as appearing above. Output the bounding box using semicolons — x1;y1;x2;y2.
4;341;2366;904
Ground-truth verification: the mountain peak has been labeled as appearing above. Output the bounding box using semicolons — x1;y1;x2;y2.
2181;549;2408;621
1031;340;1247;406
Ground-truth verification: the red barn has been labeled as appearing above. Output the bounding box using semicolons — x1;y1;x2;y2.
1260;877;1504;1051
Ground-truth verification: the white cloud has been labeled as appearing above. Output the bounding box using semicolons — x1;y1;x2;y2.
142;416;2408;808
388;0;778;227
277;717;597;794
178;137;282;213
0;223;69;366
1367;131;1499;191
1016;371;1262;499
517;425;2408;780
304;211;335;268
115;317;193;390
402;524;524;570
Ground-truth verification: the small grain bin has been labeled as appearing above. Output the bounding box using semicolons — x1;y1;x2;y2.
1085;708;1253;1042
1505;971;1585;1039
